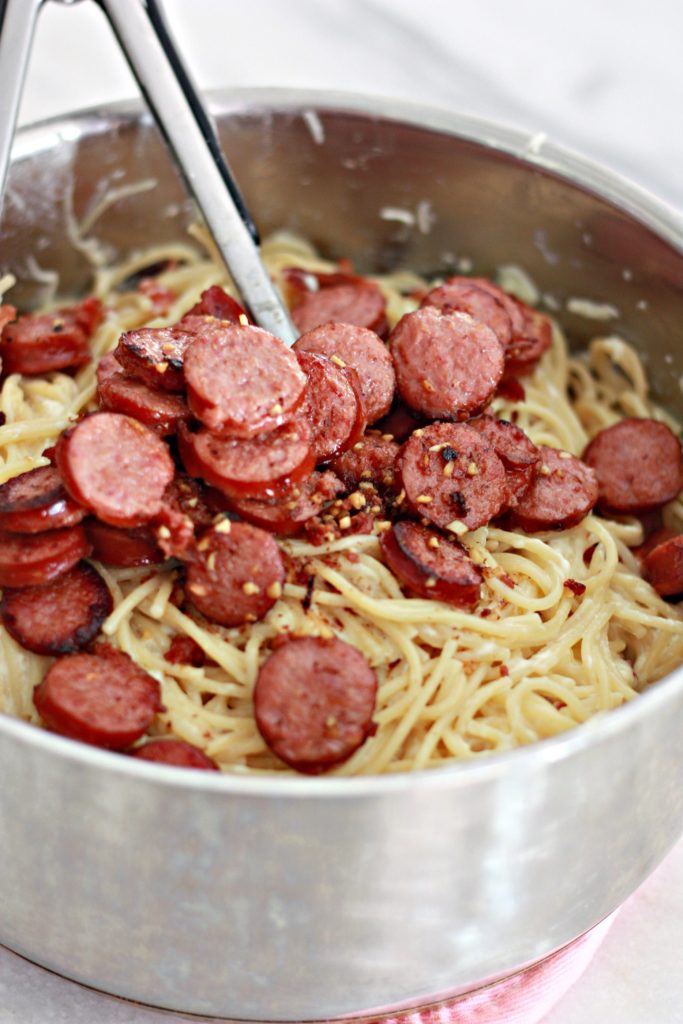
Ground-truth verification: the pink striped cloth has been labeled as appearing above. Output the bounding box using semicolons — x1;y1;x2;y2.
373;916;615;1024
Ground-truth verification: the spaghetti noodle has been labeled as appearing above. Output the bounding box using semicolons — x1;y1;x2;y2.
1;231;682;774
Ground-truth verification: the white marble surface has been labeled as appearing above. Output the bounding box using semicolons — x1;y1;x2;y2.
5;0;683;1020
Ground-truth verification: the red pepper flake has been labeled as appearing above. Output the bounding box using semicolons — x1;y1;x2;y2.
496;377;526;402
500;573;516;589
164;635;206;668
564;578;586;596
480;607;492;618
583;544;598;566
500;665;509;677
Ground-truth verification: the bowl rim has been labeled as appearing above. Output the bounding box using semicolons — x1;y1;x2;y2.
3;86;683;799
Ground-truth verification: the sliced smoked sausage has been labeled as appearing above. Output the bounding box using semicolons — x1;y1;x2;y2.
34;646;162;749
185;520;285;627
97;371;190;435
330;431;400;492
183;322;306;437
0;561;112;655
296;350;366;462
86;520;164;567
254;635;378;774
183;284;249;325
152;474;217;559
178;419;314;500
57;412;175;528
390;306;504;421
462;277;527;335
131;738;218;770
642;534;683;597
502;307;552;377
0;525;91;587
506;446;598;532
227;471;343;536
0;297;103;376
96;351;121;385
467;415;540;509
115;324;198;392
294;321;395;424
421;279;513;346
397;422;507;531
380;520;483;606
291;279;388;337
583;418;683;513
0;465;85;533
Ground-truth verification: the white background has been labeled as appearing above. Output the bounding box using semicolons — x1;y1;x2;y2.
4;1;683;1021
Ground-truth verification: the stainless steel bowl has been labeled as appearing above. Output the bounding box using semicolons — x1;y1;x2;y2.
1;89;683;1021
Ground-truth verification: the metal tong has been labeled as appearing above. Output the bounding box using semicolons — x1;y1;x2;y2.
0;0;296;344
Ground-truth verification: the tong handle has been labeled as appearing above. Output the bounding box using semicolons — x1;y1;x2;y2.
0;0;44;205
96;0;296;344
0;0;296;344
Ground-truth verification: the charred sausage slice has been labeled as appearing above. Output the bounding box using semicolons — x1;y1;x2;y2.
294;321;396;424
381;521;482;606
296;350;366;462
330;432;400;492
0;561;112;655
57;412;175;528
642;534;683;597
131;738;218;770
227;471;343;536
178;419;314;500
115;324;198;392
185;520;285;627
254;635;378;774
183;322;306;437
397;422;507;531
33;647;162;749
467;415;540;509
152;474;217;559
0;465;85;533
583;418;683;513
506;446;598;532
0;525;91;587
0;298;103;375
97;371;190;435
390;306;504;421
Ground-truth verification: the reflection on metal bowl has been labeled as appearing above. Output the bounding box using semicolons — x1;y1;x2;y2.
1;89;682;1021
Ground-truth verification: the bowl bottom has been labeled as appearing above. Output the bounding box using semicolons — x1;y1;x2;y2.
2;914;616;1023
